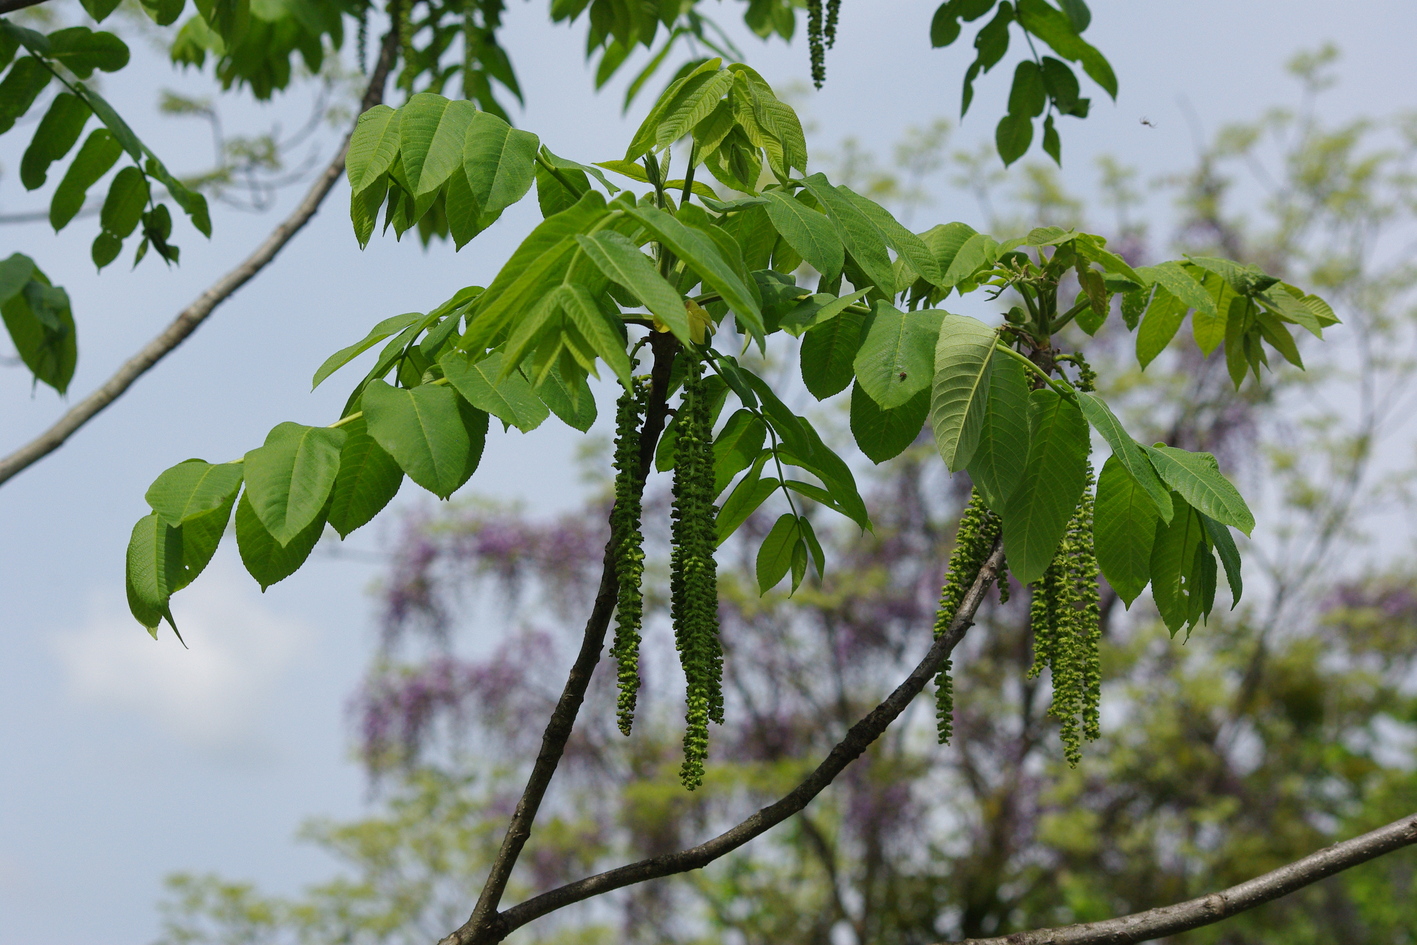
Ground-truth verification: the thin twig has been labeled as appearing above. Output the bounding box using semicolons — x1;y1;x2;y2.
0;30;400;489
0;0;50;14
482;538;1007;941
444;333;680;945
949;811;1417;944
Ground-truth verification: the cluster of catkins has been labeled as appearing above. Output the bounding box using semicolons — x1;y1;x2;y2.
1028;464;1102;766
806;0;843;88
931;491;1004;745
609;354;723;790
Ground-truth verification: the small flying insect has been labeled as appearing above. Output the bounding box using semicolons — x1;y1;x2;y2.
1140;116;1156;128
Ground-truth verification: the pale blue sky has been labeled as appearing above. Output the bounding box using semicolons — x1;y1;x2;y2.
2;3;1416;943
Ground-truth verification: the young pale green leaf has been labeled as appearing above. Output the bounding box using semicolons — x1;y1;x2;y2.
1192;273;1235;355
713;409;767;495
942;231;999;288
326;415;403;539
561;282;633;387
626;205;764;339
126;511;182;632
966;347;1030;510
1199;512;1243;607
1094;454;1159;607
757;512;803;594
235;490;327;592
145;459;244;527
799;174;896;297
624;58;722;161
717;452;777;544
1150;496;1207;636
1002;388;1090;585
49;128;122;231
855;302;945;409
777;287;870;337
346;104;401;195
574;230;690;344
762;190;844;278
840;187;945;286
462;191;608;352
362;380;470;499
20;92;89;191
464;110;539;220
1076;392;1173;521
537;364;598;432
440;350;549;433
800;309;865;400
1135;287;1188;368
242;422;347;544
312;311;425;390
1145;444;1254;535
1135;261;1213;317
929;314;997;471
851;382;928;464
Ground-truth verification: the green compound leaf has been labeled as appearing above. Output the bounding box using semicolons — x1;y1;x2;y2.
756;512;803;594
966;346;1030;511
126;511;182;633
762;190;843;278
21;92;89;191
326;415;404;539
46;27;129;79
626;205;764;340
1200;511;1243;607
1135;286;1188;368
346;104;401;195
1145;444;1253;535
1076;391;1173;522
716;451;776;543
929;314;996;471
713;409;767;496
575;230;689;344
854;302;944;410
312;311;426;390
145;459;244;528
173;489;236;593
800;308;865;400
242;422;347;545
1094;454;1159;607
1149;494;1208;636
50;128;122;232
799;173;896;298
851;381;928;464
0;57;52;137
0;261;76;394
464;110;539;221
235;490;327;592
362;380;471;499
441;350;549;433
1002;388;1090;585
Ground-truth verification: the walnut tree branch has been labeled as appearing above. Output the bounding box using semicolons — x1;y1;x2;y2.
444;333;679;945
0;29;400;489
950;811;1417;945
0;0;50;14
476;537;1007;942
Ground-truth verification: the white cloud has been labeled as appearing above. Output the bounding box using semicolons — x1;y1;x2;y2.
53;562;315;751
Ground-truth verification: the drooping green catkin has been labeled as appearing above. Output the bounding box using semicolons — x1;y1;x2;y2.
671;355;722;789
610;381;648;736
397;0;415;75
356;7;369;74
932;490;1002;744
825;0;841;47
1029;465;1102;767
807;0;826;88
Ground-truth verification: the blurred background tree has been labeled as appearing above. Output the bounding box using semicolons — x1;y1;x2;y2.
154;47;1417;945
